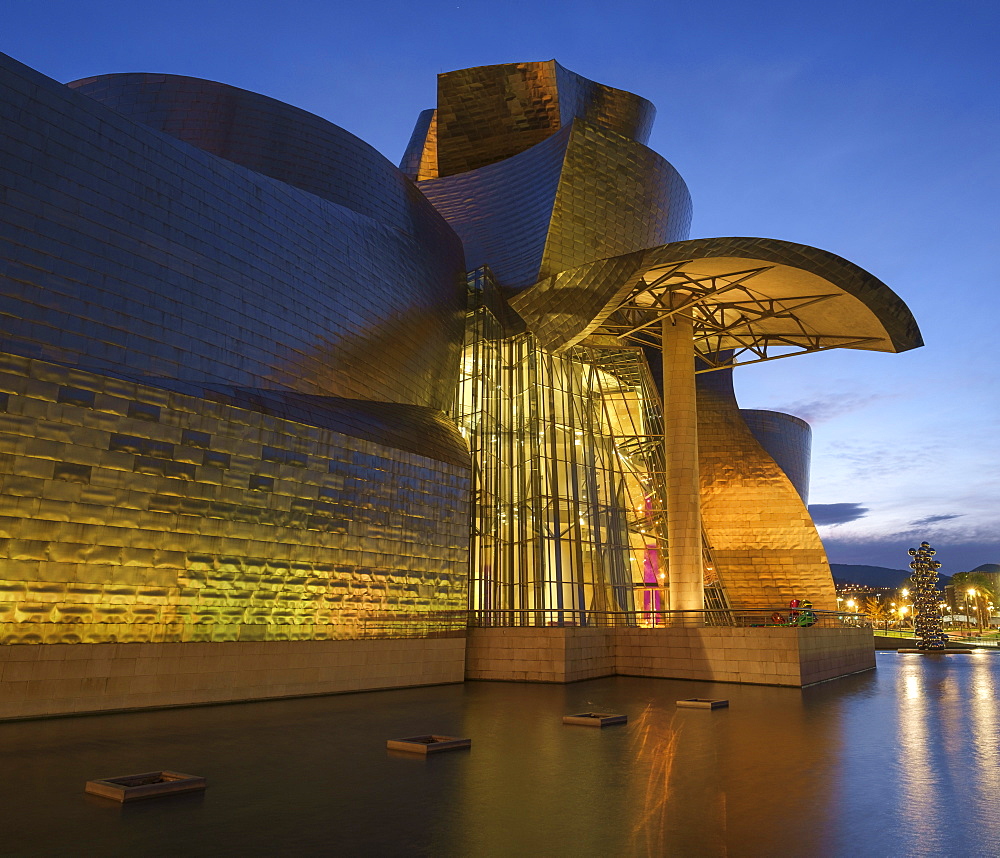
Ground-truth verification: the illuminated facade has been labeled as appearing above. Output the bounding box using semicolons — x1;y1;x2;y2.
0;52;921;673
410;60;921;617
0;54;470;647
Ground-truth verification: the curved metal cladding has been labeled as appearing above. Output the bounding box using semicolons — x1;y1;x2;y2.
412;60;685;292
419;120;691;292
429;59;655;178
0;52;470;645
535;122;691;280
400;108;438;181
418;126;573;288
553;63;655;146
740;410;812;504
67;73;453;253
0;354;470;645
697;372;836;611
2;66;465;410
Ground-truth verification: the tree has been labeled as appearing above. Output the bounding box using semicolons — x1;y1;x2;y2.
862;596;889;631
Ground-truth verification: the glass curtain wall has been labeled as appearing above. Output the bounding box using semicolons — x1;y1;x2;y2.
455;269;673;625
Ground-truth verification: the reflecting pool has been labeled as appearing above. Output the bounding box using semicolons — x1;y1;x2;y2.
2;652;998;856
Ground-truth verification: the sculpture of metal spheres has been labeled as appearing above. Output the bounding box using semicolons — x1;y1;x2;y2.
908;541;946;651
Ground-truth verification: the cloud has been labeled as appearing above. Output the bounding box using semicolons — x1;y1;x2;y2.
771;393;889;424
808;502;869;526
909;513;964;526
825;439;942;479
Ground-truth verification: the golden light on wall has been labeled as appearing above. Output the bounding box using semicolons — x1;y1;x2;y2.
0;355;469;645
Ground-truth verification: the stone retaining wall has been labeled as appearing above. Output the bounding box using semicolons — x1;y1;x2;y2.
466;626;874;687
0;636;466;720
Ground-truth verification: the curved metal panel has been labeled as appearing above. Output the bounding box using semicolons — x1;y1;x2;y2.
553;62;655;145
420;120;691;293
509;251;648;345
538;121;692;279
0;56;466;411
400;108;438;181
433;60;654;177
0;355;470;645
67;73;453;248
418;126;572;288
740;409;812;503
697;372;836;611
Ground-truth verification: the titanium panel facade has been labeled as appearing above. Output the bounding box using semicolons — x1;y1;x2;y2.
419;119;691;293
0;50;922;655
430;60;655;178
3;55;465;410
418;126;572;289
68;73;453;251
400;108;438;182
0;355;469;644
698;371;834;610
0;51;470;646
740;409;812;503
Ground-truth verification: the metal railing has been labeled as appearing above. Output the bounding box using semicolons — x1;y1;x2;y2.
877;629;1000;647
467;608;870;630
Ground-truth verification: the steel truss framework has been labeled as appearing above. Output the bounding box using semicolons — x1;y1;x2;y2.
599;263;882;371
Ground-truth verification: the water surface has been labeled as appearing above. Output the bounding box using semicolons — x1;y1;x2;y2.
1;652;997;856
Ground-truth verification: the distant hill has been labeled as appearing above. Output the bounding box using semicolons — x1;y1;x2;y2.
831;563;939;589
971;563;1000;574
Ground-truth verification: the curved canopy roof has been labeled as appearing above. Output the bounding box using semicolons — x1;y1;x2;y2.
509;236;923;367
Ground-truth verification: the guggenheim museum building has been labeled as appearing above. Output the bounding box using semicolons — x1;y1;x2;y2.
0;53;921;717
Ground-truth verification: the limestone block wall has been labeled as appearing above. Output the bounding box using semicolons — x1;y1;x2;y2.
465;627;616;682
617;628;787;685
797;626;876;684
0;637;466;720
466;626;875;687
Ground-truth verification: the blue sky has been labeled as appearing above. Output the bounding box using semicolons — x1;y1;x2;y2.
3;0;997;572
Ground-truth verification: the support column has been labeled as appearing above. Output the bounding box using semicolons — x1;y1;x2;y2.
662;313;704;622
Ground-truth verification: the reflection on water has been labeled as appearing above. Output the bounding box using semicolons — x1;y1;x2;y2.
1;653;999;856
627;703;683;854
833;653;1000;858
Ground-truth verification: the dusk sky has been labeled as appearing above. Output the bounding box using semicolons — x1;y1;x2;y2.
4;0;997;573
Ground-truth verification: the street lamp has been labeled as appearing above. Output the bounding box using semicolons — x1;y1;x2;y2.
967;588;977;633
899;587;913;618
